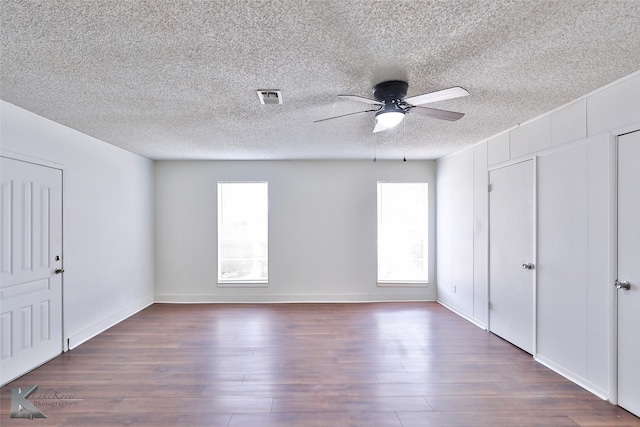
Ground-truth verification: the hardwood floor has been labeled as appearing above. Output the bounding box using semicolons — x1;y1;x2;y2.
1;302;638;426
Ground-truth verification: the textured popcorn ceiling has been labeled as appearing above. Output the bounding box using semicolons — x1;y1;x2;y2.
2;1;639;160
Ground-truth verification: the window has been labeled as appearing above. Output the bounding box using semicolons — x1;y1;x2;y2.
377;182;429;284
217;182;268;284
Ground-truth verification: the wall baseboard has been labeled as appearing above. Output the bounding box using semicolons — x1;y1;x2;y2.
66;297;154;350
437;299;488;330
535;354;608;401
154;293;434;304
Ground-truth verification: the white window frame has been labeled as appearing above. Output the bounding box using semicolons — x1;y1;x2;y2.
377;182;429;286
217;181;269;287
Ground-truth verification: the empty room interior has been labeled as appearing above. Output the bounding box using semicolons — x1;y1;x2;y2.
1;1;639;426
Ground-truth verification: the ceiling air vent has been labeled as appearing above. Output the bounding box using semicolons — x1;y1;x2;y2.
257;90;283;105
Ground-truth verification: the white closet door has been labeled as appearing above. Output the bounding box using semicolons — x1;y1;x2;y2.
1;157;63;385
617;130;640;417
489;160;535;354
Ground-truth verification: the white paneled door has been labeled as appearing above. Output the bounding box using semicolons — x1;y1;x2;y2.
617;130;640;417
1;157;63;385
489;160;535;354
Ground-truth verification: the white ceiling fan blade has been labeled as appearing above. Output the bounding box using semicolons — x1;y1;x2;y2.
410;106;465;121
338;95;383;105
404;86;469;106
314;108;378;123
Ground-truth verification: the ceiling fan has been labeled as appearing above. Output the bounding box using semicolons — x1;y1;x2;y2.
315;80;469;133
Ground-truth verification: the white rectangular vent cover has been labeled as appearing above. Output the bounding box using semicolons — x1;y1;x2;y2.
257;90;283;105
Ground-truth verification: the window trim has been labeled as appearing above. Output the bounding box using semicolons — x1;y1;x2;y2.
217;181;269;286
376;181;429;287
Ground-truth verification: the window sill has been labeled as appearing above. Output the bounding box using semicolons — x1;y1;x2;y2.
217;281;269;288
377;281;429;288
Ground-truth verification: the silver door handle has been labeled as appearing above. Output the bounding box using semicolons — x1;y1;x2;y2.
55;268;65;274
522;263;534;270
615;280;631;290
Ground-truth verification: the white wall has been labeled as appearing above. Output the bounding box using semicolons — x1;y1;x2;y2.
436;71;640;399
437;149;474;318
155;160;436;303
0;101;155;349
436;141;489;327
536;135;612;396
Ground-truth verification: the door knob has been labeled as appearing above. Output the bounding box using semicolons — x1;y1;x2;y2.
55;268;65;274
522;263;535;270
615;280;631;290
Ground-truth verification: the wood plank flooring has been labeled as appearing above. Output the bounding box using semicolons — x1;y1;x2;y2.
1;302;638;426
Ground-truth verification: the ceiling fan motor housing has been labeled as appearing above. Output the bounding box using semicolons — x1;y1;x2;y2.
373;80;409;116
374;102;405;119
373;80;409;103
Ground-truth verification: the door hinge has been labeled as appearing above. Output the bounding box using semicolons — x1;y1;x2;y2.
488;184;492;192
488;301;492;310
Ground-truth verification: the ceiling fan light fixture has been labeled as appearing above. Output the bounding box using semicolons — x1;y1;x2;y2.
375;110;405;129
